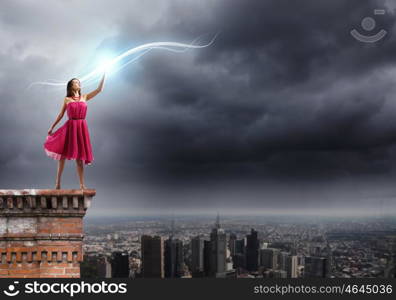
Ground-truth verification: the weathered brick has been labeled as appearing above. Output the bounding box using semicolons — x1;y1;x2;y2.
65;267;80;274
9;269;39;275
0;269;9;275
40;268;65;275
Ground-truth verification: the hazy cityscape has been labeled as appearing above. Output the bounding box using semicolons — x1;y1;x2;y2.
80;214;396;278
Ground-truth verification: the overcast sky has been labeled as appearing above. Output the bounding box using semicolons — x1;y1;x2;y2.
1;0;396;217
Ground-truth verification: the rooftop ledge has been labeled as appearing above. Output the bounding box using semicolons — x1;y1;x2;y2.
0;189;95;213
0;189;96;197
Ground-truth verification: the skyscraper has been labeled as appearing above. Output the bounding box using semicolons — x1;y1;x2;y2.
164;237;183;278
246;228;260;272
304;256;328;278
203;239;212;277
111;251;129;278
191;235;205;275
97;255;112;278
235;238;246;255
278;251;289;271
260;248;279;270
229;233;237;256
164;217;183;278
232;238;246;271
209;213;227;277
286;255;298;278
141;235;164;278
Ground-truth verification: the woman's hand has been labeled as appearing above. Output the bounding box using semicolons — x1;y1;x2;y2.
47;127;54;136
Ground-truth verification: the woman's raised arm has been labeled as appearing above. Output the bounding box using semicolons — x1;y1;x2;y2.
85;72;106;101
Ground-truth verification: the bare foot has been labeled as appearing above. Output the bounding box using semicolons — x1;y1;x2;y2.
55;183;61;189
80;184;87;190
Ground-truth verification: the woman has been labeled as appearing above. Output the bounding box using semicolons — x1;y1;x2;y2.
44;73;106;190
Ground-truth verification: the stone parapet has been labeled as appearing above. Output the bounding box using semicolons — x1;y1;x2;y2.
0;189;94;278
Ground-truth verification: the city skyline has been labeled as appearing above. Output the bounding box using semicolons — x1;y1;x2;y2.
81;213;396;278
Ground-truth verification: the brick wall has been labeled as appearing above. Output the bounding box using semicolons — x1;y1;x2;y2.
0;189;94;278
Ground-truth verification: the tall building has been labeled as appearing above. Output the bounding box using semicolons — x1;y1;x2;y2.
191;235;205;275
203;240;211;277
278;251;289;271
81;254;112;278
304;256;328;278
164;217;183;278
246;228;260;271
286;255;298;278
229;233;237;256
141;235;164;278
260;248;279;270
164;237;183;278
235;238;246;255
111;251;129;278
226;248;234;271
232;238;246;270
393;244;396;278
323;241;333;278
98;256;112;278
209;213;227;277
393;238;396;278
81;254;111;278
275;252;298;278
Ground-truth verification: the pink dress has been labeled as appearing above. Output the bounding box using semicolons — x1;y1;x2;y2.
44;95;94;165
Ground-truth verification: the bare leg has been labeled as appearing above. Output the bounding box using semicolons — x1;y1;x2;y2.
55;158;65;189
76;159;86;189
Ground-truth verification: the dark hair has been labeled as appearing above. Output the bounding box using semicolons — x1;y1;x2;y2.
66;78;81;97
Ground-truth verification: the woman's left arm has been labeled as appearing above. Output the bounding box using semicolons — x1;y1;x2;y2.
85;73;106;101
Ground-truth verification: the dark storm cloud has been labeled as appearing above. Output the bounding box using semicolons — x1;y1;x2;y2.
1;0;396;215
104;0;396;184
